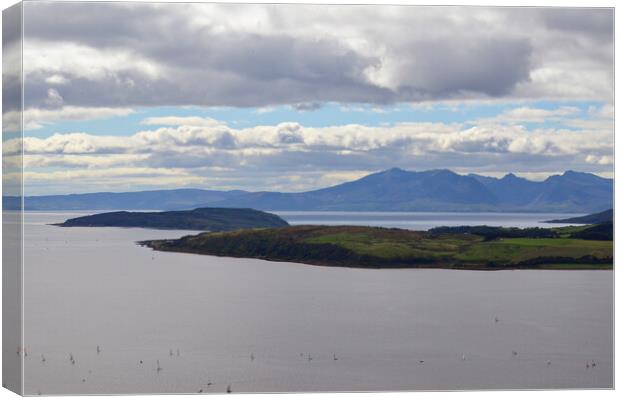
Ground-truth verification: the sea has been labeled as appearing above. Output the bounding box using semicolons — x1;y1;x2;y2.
16;211;613;394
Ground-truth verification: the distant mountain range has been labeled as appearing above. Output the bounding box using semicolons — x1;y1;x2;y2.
3;189;248;211
3;168;613;213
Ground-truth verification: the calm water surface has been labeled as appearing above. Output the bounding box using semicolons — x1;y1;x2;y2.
275;211;587;230
23;212;612;394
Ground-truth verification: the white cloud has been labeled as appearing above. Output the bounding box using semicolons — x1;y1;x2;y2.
12;168;209;195
2;106;135;133
44;74;69;85
23;167;193;181
22;154;150;169
11;116;612;194
255;107;276;114
44;88;64;107
23;39;162;82
585;154;613;165
141;116;223;127
15;132;132;155
3;112;23;133
474;106;581;125
13;120;610;158
593;104;614;119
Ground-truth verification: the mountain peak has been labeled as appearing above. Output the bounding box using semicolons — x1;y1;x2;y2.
427;169;457;177
563;170;585;177
544;170;610;183
383;167;407;174
502;172;519;180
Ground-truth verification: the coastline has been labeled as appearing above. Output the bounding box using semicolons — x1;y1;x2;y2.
138;224;613;271
139;241;613;271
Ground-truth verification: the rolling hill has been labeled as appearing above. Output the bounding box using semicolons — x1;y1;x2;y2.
56;207;289;231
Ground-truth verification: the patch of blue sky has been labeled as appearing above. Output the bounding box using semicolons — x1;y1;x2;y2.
2;131;22;142
19;100;605;139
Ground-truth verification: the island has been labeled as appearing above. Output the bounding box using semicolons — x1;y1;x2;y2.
140;224;613;270
55;207;290;231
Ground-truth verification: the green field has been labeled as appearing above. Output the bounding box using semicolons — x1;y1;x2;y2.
142;224;613;270
455;238;612;263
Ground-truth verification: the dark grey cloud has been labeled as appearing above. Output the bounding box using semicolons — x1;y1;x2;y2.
17;3;615;110
292;102;323;111
3;74;22;113
22;2;161;46
3;2;21;47
396;38;532;99
3;3;22;113
542;8;614;42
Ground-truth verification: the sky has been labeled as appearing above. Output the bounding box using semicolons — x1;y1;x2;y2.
2;3;614;195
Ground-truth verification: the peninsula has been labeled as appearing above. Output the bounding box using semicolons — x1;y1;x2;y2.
56;207;289;231
140;224;613;270
545;209;613;224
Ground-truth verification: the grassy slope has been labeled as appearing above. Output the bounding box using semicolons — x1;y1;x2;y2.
143;225;613;270
455;238;611;264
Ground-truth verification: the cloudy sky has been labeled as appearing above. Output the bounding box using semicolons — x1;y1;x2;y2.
2;2;614;195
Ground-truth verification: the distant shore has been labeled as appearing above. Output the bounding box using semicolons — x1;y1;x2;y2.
54;207;289;231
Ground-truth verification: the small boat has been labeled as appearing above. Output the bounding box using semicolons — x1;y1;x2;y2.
226;384;232;393
156;360;162;372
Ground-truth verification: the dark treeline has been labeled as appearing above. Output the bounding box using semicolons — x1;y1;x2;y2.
570;222;613;241
429;225;558;240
